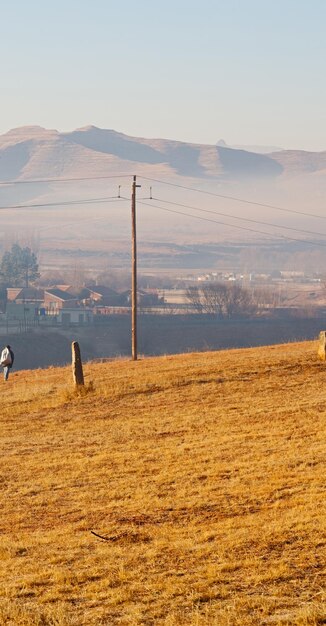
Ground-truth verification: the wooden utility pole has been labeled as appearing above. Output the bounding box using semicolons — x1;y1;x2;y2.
72;341;84;386
318;331;326;361
131;175;141;360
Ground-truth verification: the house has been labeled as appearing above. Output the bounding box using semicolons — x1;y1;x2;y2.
7;287;44;304
6;302;39;321
6;287;44;320
57;308;93;326
81;285;122;307
120;289;162;307
44;289;78;311
52;284;74;292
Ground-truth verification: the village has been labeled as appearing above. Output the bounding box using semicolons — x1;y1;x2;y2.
3;284;163;330
2;266;325;335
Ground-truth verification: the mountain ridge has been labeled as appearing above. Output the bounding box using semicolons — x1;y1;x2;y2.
1;125;326;183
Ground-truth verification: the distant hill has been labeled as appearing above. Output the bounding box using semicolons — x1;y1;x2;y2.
217;138;283;153
1;124;326;182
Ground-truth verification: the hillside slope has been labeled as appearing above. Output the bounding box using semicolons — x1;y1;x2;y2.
0;341;325;625
1;125;326;183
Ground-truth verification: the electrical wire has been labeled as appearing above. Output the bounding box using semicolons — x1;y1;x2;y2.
1;177;326;248
139;176;326;221
0;196;127;211
137;199;326;249
147;196;326;239
0;174;132;186
2;187;325;247
2;170;325;224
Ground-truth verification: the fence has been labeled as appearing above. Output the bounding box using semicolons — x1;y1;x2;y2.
0;318;41;335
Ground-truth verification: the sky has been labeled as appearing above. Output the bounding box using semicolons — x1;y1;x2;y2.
1;0;326;151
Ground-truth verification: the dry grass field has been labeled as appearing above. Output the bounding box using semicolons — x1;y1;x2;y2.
0;341;325;625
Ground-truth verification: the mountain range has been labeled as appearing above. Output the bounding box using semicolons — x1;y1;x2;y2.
1;125;326;183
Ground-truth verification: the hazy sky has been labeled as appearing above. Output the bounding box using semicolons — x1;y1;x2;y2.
1;0;326;150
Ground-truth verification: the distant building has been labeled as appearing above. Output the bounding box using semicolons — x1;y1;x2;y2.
44;288;78;311
56;308;93;326
81;285;122;306
6;287;44;320
51;284;74;292
7;287;44;304
120;289;162;307
6;302;39;321
280;271;305;278
157;289;188;305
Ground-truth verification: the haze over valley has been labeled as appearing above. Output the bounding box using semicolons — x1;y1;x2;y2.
1;125;326;276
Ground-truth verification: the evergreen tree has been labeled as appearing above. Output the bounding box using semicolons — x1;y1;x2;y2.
0;283;7;313
0;244;40;287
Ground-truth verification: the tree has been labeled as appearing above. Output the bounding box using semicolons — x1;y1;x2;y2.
201;283;228;318
0;283;7;312
0;244;40;287
186;285;205;313
223;284;256;318
186;282;257;318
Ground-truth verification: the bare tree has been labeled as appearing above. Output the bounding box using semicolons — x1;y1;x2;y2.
201;283;228;317
251;286;279;311
224;283;256;318
186;282;257;318
186;286;204;313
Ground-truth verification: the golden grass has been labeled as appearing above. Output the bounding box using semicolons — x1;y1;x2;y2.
0;341;325;625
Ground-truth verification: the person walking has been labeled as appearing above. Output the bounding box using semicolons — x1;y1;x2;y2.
0;345;14;381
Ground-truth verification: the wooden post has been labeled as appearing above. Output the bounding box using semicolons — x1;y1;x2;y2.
317;331;326;361
72;341;84;386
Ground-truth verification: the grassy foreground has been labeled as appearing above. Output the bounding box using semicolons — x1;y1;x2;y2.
0;341;325;625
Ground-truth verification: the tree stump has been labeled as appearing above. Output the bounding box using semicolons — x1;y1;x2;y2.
72;341;84;386
317;331;326;361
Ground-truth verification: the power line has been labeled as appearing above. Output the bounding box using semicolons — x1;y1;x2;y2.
148;196;326;239
139;176;326;221
2;186;325;246
3;171;326;222
138;199;326;249
0;196;127;211
0;174;132;186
